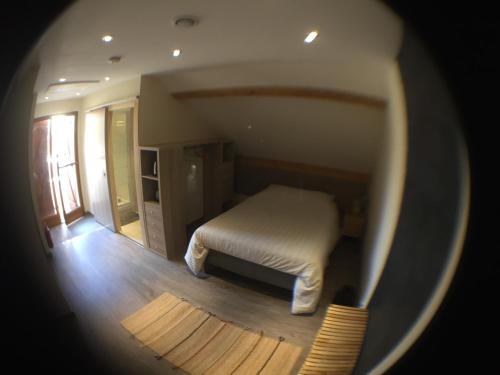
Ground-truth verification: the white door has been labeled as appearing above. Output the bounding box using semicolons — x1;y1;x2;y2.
84;108;115;231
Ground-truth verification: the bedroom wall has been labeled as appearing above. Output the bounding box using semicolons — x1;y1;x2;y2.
358;62;408;307
175;96;385;174
81;77;140;110
160;60;394;100
34;98;89;211
138;75;215;146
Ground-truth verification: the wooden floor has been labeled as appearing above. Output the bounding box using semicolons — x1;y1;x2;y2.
49;213;103;245
50;217;361;374
121;219;143;245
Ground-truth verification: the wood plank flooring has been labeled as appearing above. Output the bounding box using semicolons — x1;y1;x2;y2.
49;213;103;245
50;218;361;374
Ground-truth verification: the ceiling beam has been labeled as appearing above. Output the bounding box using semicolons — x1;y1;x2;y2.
237;155;371;183
172;86;386;108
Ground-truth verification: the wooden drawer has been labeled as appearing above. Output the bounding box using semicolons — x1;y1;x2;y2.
144;202;162;221
148;237;167;256
147;225;165;245
146;214;163;233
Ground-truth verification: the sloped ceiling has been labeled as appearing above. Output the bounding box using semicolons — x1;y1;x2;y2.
174;95;385;174
34;0;401;174
32;0;402;101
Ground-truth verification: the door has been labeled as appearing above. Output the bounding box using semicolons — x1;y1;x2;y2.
32;117;61;227
84;108;115;231
51;114;84;224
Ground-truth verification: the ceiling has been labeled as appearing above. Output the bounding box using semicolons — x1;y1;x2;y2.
32;0;402;102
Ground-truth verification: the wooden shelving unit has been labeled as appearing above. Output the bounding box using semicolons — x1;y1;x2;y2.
139;139;234;260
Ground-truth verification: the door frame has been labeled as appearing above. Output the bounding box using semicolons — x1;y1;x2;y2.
105;100;145;243
105;106;121;232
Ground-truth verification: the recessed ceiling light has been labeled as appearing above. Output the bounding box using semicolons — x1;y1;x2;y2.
45;96;49;100
105;76;110;81
59;78;67;82
172;49;181;57
304;31;318;44
102;35;113;43
76;92;81;96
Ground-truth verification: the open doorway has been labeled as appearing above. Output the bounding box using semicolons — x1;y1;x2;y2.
32;112;84;228
108;104;143;245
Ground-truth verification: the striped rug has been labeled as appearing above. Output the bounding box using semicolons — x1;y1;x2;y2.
121;292;302;375
298;304;368;375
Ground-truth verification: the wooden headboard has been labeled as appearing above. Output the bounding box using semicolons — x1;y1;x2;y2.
234;156;370;215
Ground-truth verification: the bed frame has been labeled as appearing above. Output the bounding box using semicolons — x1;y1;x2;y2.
205;250;296;290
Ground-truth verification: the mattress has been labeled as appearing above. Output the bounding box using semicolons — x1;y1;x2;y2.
184;184;340;314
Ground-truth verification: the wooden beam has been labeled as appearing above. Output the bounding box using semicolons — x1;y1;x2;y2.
237;156;371;183
172;86;386;108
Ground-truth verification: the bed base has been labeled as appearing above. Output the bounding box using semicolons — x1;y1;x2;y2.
205;250;296;291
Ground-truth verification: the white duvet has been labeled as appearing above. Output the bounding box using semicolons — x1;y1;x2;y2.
184;184;340;314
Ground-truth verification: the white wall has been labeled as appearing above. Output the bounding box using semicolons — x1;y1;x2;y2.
179;96;384;173
138;75;215;145
81;78;140;109
34;98;89;211
161;61;394;100
358;62;408;307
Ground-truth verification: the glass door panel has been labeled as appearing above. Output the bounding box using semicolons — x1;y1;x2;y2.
51;114;84;224
32;118;61;227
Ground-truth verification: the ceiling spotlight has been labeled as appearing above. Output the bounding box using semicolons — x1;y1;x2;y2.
172;49;181;57
102;35;113;43
45;96;49;100
58;78;67;82
76;92;81;96
304;31;318;44
105;76;110;81
173;15;199;28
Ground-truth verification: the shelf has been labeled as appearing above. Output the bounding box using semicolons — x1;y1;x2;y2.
142;174;159;181
140;149;158;176
142;178;159;203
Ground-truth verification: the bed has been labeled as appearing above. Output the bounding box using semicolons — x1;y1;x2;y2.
184;184;341;314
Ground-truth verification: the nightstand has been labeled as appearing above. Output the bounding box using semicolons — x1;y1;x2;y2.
342;212;365;238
